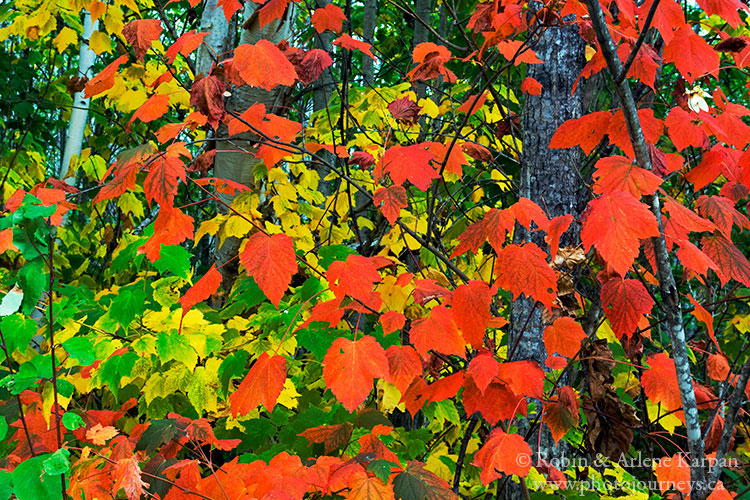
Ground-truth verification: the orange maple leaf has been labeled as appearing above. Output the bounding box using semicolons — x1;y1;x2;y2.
239;232;297;307
230;352;287;415
311;3;347;34
86;423;119;445
323;336;388;412
473;428;532;484
233;40;298;90
122;19;162;61
543;317;586;358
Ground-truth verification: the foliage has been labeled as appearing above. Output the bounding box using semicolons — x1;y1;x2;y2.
2;0;750;499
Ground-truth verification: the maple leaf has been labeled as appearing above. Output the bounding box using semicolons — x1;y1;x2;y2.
144;154;185;209
311;4;347;34
239;232;297;307
410;305;466;359
256;0;292;28
695;195;750;238
452;281;492;349
607;109;664;159
179;265;222;317
348;473;394;500
581;191;660;277
407;42;456;83
601;277;654;339
380;311;406;335
112;457;150;500
473;428;532;484
85;54;128;98
86;423;119;445
190;76;226;129
456;92;488;115
707;353;730;381
545;214;573;259
327;254;385;307
299;422;353;455
233;40;298;90
429;141;470;178
217;0;242;21
654;454;691;495
230;353;287;415
373;185;407;224
392;462;458;500
165;30;207;64
388;97;422;124
662;196;715;239
379;143;437;191
333;34;376;60
494;243;557;311
642;353;684;420
520;77;542;95
665;106;709;151
122;19;163;61
462;377;527;424
127;93;170;130
299;49;334;85
543;386;580;443
593;156;662;197
702;232;750;287
549;110;611;154
467;352;499;393
664;24;720;83
543;317;586;358
688;295;720;352
323;336;388;412
385;345;422;393
496;361;545;399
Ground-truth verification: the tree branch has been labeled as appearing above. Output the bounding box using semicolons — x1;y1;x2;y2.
582;0;708;496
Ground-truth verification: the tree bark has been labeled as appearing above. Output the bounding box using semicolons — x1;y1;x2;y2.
361;0;376;85
212;2;295;287
59;12;98;182
505;19;585;497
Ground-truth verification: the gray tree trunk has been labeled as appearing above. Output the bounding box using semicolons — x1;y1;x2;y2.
412;0;430;100
212;2;295;287
504;19;585;498
361;0;376;85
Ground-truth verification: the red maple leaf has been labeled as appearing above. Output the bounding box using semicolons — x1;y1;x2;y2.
664;24;720;83
190;76;226;129
379;311;405;335
256;0;292;28
139;207;194;262
665;106;709;151
378;143;437;191
299;49;334;85
239;232;297;306
543;317;586;358
407;42;456;82
593;155;662;197
230;353;287;415
494;243;557;311
473;428;532;484
122;19;163;61
463;377;527;424
607;108;664;159
542;386;580;443
654;454;691;495
549;110;611;155
179;265;222;317
233;40;298;90
601;277;654;340
144;154;185;209
112;457;150;500
411;305;466;359
165;30;208;64
702;232;750;287
85;55;129;98
581;191;660;277
388;97;422;124
311;4;347;34
385;345;422;393
327;254;385;306
333;34;375;60
373;185;407;224
642;352;685;420
467;351;499;393
452;281;492;349
695;195;750;238
323;336;388;412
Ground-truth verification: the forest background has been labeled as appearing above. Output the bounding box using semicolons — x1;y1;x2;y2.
1;0;750;498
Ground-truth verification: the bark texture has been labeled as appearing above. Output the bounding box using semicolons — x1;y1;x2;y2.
504;20;585;498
